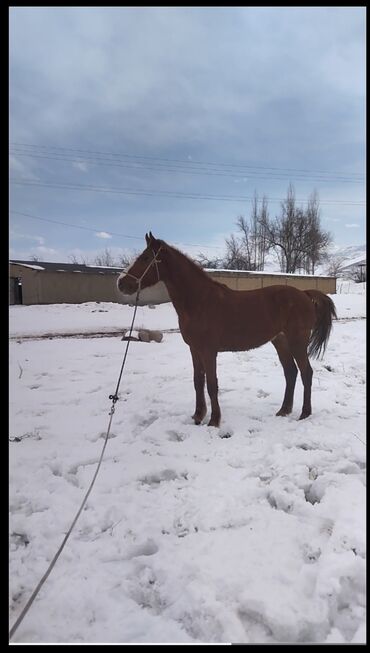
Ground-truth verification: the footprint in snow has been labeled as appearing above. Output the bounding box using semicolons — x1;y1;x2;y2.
167;430;187;442
302;543;322;563
219;427;233;439
139;469;188;486
86;431;118;442
125;539;159;559
138;414;159;430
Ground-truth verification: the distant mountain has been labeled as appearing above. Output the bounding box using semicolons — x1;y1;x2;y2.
328;243;366;262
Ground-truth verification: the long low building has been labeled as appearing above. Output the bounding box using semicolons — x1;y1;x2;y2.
9;260;336;305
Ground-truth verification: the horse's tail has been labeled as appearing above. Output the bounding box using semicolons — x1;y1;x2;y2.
304;289;337;359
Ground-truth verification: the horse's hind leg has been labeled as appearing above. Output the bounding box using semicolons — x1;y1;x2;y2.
286;332;313;420
190;347;207;425
272;334;298;416
202;350;221;427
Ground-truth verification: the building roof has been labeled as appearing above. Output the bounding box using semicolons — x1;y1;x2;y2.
341;256;366;270
9;260;123;275
206;268;334;279
10;259;337;279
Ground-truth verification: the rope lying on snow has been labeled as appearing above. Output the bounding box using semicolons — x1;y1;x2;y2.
9;292;141;641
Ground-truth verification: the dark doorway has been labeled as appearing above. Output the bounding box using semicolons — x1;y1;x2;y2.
9;277;23;304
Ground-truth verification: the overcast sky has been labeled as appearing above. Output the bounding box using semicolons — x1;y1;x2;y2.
9;6;365;264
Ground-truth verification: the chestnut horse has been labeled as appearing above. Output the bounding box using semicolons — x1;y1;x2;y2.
117;232;337;427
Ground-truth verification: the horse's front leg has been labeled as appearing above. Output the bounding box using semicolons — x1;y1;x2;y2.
190;347;207;425
203;350;221;427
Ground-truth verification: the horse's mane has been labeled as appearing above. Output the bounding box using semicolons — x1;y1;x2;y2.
161;240;224;287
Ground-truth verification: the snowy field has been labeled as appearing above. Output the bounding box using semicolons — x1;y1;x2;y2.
9;282;366;644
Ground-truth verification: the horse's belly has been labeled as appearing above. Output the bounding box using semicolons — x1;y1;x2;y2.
180;321;277;352
218;339;268;352
217;328;274;352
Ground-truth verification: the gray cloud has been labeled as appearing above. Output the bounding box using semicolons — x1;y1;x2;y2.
10;7;365;151
9;7;365;257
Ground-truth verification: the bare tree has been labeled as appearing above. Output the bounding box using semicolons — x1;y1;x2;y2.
261;184;331;274
303;191;331;274
68;253;91;265
224;233;248;269
93;248;116;267
325;254;347;277
196;253;223;269
69;249;136;268
235;215;254;268
116;251;136;269
257;195;269;270
224;193;270;271
260;184;301;273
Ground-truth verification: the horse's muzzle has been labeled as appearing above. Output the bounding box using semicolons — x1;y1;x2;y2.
117;273;138;296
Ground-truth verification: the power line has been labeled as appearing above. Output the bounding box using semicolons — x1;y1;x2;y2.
10;150;364;185
10;178;366;206
9;210;225;250
9;211;143;240
10;142;364;181
10;141;365;177
11;149;366;185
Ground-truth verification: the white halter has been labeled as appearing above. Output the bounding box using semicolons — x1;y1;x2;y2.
123;245;162;291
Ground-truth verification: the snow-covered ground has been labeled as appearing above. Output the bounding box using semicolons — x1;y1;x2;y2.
9;281;366;644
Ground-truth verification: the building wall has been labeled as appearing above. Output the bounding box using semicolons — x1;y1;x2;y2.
209;271;336;294
9;265;121;304
9;264;40;305
40;271;119;303
9;263;336;305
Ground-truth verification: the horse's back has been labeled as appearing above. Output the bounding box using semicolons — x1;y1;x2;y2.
227;283;313;312
210;283;316;352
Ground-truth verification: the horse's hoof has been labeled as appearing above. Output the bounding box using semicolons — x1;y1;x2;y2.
298;411;311;420
207;418;220;428
276;408;291;417
192;409;206;425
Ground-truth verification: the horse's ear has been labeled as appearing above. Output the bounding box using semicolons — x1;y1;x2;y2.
146;231;159;245
145;231;161;249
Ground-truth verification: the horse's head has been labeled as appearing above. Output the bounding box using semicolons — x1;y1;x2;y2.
117;232;164;296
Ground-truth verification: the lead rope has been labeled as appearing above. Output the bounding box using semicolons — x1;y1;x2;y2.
9;290;141;641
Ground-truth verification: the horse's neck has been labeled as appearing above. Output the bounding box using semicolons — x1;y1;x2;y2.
162;248;214;314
